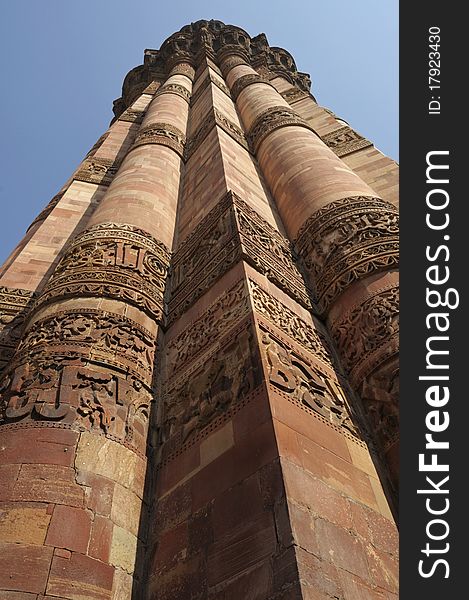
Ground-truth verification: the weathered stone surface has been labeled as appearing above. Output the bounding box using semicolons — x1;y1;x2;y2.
0;542;53;593
0;502;51;545
109;525;138;574
75;433;145;498
46;552;114;600
45;504;92;554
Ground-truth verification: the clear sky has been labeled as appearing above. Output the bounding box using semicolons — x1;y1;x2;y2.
0;0;398;265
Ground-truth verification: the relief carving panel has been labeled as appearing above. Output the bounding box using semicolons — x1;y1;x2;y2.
295;197;399;314
0;358;151;455
75;157;120;186
321;126;373;157
162;323;262;448
168;191;312;324
260;326;361;438
38;223;170;322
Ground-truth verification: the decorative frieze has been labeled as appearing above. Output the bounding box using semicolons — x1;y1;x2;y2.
154;83;191;103
132;122;186;159
260;326;361;438
168;191;312;324
15;309;156;384
118;108;145;123
190;71;232;106
162;321;261;447
321;126;373;158
281;87;310;104
74;157;120;186
331;284;399;384
249;280;336;371
230;73;273;101
165;280;250;374
37;223;171;322
248;106;317;152
0;358;152;456
0;287;36;372
295;196;399;314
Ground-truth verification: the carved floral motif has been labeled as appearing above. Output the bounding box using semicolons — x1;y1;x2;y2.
16;309;156;383
249;281;335;370
331;285;399;381
166;280;250;373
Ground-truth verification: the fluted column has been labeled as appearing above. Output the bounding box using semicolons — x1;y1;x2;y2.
220;52;399;488
0;61;194;598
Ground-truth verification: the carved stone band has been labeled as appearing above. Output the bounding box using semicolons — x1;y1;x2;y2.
154;83;191;103
230;73;274;101
37;223;171;322
0;355;152;457
0;286;36;372
295;197;399;314
248;106;317;152
14;308;156;385
330;284;399;383
118;108;145;123
168;191;312;324
281;87;309;104
321;125;373;158
132;122;186;159
74;157;120;187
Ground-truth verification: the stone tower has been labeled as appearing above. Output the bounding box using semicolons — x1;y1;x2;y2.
0;20;399;600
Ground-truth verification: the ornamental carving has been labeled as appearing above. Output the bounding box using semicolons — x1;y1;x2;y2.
360;359;399;451
249;280;335;370
165;280;250;374
0;359;152;455
168;191;312;323
15;309;156;384
230;73;273;101
162;324;261;445
0;287;36;372
154;83;191;103
321;126;372;158
295;197;399;313
74;157;120;186
38;223;170;322
281;87;309;104
330;284;399;384
114;21;312;119
248;106;316;152
132;122;186;159
118;108;145;123
260;327;360;437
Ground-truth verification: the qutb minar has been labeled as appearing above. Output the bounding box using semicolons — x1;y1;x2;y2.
0;20;399;599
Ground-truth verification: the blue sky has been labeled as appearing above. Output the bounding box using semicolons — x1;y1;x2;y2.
0;0;398;265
